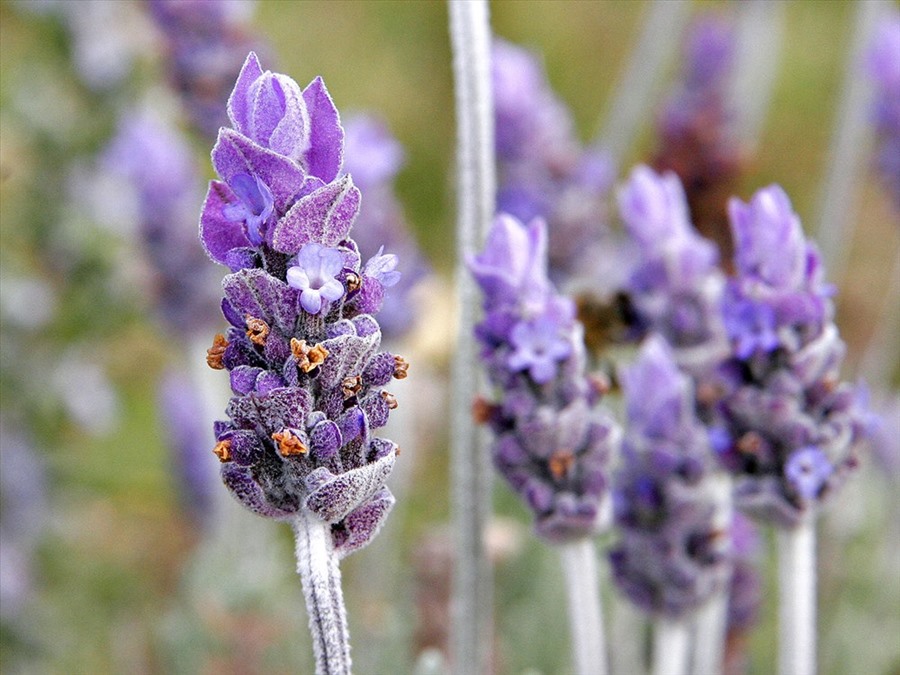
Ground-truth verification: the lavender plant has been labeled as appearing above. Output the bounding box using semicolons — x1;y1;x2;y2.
609;335;731;674
652;14;742;263
866;9;900;211
709;185;869;675
617;164;729;375
199;52;405;673
470;213;617;674
492;38;613;286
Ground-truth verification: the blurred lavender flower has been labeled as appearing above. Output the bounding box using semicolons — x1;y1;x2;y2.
104;111;220;333
866;9;900;211
653;14;742;262
711;186;869;528
0;424;48;625
148;0;262;139
469;214;617;543
492;38;614;285
200;50;402;554
609;336;730;619
617;165;728;373
724;513;762;675
342;115;430;338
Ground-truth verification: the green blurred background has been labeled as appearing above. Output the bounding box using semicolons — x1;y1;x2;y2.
1;1;898;673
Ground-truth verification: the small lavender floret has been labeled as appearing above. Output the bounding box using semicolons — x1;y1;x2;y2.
618;166;728;371
712;186;868;528
470;214;617;543
866;10;900;211
609;336;730;619
199;52;403;556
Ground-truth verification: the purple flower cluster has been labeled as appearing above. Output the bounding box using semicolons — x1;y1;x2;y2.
609;336;730;619
492;38;613;283
866;10;900;211
617;165;728;372
711;186;868;528
199;52;405;557
469;214;617;543
148;0;262;139
342;115;430;338
653;15;741;261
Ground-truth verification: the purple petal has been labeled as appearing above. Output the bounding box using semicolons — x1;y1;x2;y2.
227;52;264;135
212;128;306;213
305;450;395;523
302;76;344;182
221;463;296;519
271;175;361;253
200;180;252;265
333;487;395;559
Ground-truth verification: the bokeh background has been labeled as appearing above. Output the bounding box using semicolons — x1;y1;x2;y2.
1;1;898;673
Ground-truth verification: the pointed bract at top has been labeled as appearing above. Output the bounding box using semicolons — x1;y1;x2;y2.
302;76;345;183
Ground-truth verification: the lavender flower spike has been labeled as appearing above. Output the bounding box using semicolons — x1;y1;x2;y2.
713;184;868;528
200;52;406;674
618;165;728;373
866;9;900;211
609;335;730;621
471;213;616;674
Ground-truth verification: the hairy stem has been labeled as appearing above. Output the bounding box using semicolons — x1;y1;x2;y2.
293;511;352;675
777;521;816;675
448;1;496;673
559;539;608;675
653;617;690;675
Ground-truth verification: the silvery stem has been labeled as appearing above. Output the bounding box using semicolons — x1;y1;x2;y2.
653;617;690;675
777;520;816;675
594;0;691;169
447;1;496;673
690;474;733;675
559;539;608;675
293;511;352;675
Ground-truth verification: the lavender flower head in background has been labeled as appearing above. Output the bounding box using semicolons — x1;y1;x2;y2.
199;51;405;557
469;214;617;543
653;14;742;263
711;185;869;528
617;165;728;373
609;335;730;618
148;0;262;139
865;9;900;211
492;38;614;285
342;115;430;338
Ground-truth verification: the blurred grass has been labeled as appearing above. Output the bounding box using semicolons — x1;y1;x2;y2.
1;1;898;673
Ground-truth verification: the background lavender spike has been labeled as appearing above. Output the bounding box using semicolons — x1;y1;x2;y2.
147;0;264;140
711;185;870;529
492;37;614;286
652;13;743;264
609;336;731;623
616;164;729;375
865;6;900;213
470;213;615;674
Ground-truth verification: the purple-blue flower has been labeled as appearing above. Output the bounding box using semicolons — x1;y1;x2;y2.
507;313;572;384
784;446;832;502
286;243;346;314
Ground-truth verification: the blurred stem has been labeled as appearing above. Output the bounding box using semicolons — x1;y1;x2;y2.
593;0;691;170
293;511;352;675
447;1;496;674
858;250;900;386
814;0;885;280
559;539;608;675
777;521;816;675
653;617;690;675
